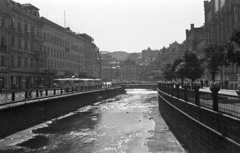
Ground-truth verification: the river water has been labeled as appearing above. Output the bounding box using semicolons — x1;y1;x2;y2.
0;89;185;153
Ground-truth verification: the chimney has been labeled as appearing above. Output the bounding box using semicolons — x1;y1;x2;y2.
191;24;194;30
186;30;189;37
204;1;209;8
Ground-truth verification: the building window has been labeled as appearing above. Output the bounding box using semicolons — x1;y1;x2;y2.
24;40;28;50
24;23;28;32
39;44;42;52
31;42;33;50
11;55;14;66
31;25;34;32
10;17;14;27
17;21;21;31
30;58;33;68
43;32;46;40
36;59;39;68
24;57;28;67
37;27;40;37
18;56;22;67
11;36;15;47
18;39;22;49
1;18;5;27
40;59;43;68
1;36;4;45
0;56;4;66
44;60;47;68
44;46;46;53
51;61;53;68
47;61;50;68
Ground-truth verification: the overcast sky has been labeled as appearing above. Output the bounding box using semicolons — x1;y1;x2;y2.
18;0;205;53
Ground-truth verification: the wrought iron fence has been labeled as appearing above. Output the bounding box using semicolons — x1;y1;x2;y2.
158;82;240;118
0;84;119;106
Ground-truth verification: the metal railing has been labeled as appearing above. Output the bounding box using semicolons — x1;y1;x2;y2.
158;82;240;118
0;84;119;106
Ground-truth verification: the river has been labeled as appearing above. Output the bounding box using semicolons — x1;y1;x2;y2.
0;89;185;153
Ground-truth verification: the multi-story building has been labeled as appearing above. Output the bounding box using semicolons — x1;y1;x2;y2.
185;24;206;56
79;33;97;78
0;1;45;90
204;0;240;88
0;0;101;91
119;59;137;82
0;0;10;90
41;18;86;87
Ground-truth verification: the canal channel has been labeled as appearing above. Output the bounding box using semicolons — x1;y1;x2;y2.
0;89;185;153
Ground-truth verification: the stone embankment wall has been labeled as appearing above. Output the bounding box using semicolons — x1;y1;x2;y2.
158;90;240;153
0;88;126;138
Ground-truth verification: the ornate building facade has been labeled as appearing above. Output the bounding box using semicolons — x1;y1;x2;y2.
0;0;101;91
204;0;240;88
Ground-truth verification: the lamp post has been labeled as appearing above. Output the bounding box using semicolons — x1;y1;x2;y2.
6;15;11;91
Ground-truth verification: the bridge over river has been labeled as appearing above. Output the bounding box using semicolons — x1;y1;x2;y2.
0;88;185;153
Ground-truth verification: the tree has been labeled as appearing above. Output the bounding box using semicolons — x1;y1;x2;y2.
172;58;184;73
174;51;204;86
183;51;204;82
175;61;187;86
226;31;240;66
162;63;174;81
202;44;227;81
171;58;184;83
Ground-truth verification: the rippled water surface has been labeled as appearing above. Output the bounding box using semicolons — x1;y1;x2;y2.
0;89;160;153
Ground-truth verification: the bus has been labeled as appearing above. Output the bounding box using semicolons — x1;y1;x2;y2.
53;78;102;89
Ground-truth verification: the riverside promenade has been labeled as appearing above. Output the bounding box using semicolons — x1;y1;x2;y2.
158;82;240;153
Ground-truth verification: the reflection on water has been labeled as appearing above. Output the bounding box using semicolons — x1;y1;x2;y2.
0;89;158;153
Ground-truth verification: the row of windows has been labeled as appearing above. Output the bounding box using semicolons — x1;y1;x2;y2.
6;36;84;62
47;60;84;72
10;16;41;37
0;16;41;38
43;32;69;48
43;46;84;62
43;31;86;53
0;55;84;72
1;17;85;54
9;36;42;51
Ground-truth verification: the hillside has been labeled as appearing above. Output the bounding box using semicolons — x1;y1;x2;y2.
109;51;130;61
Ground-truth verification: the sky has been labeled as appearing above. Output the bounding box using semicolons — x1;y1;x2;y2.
18;0;205;53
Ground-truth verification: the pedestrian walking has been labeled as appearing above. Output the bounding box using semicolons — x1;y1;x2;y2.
225;79;229;89
200;80;203;89
205;80;209;87
39;84;43;96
